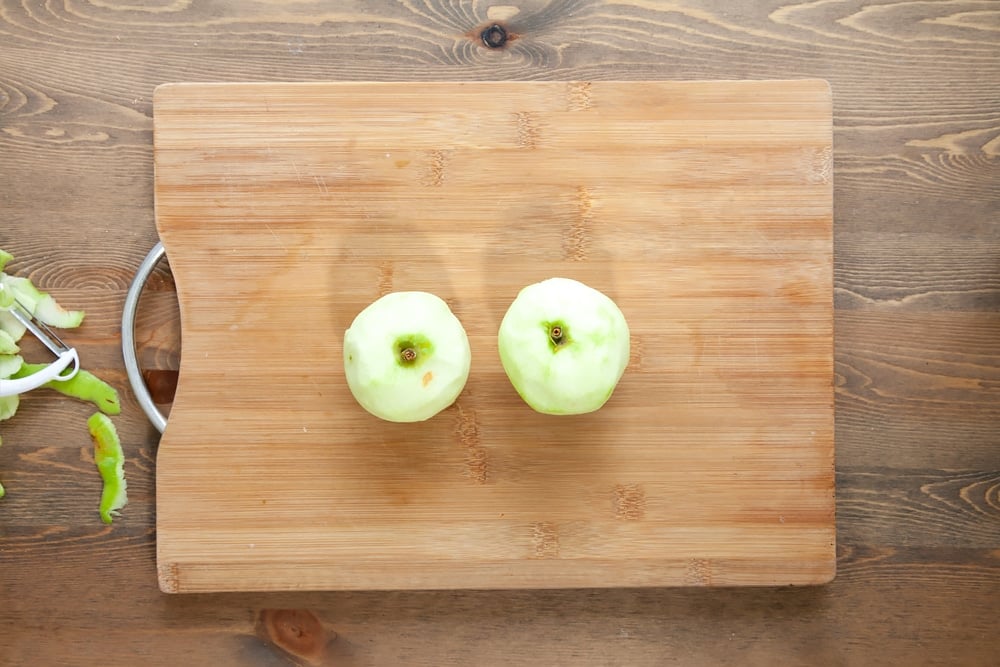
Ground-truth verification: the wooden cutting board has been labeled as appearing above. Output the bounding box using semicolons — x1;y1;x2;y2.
153;80;834;593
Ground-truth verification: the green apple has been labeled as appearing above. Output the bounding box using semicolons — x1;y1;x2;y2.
343;291;471;422
498;277;630;415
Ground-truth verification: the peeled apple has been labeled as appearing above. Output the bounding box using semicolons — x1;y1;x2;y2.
498;277;630;415
343;291;471;422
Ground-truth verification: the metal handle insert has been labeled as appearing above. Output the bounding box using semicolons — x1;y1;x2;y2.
122;242;169;434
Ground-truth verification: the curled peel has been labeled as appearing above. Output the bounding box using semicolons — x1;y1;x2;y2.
0;329;18;356
0;275;84;329
0;395;17;422
0;312;26;343
12;363;120;415
0;282;13;310
88;412;127;524
0;354;23;380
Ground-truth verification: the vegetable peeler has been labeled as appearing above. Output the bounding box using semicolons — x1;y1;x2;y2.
0;293;80;398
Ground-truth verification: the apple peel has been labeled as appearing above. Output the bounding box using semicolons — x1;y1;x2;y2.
88;412;127;524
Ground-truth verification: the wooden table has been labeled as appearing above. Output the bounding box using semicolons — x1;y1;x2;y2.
2;2;997;664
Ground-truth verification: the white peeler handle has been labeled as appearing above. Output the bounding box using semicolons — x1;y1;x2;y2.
0;348;79;398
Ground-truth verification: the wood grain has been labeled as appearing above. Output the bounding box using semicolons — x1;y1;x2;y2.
1;0;998;663
150;80;834;592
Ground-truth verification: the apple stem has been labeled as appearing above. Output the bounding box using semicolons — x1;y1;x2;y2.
401;347;417;362
550;326;564;344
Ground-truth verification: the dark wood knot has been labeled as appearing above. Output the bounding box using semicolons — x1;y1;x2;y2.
256;609;331;664
481;23;508;48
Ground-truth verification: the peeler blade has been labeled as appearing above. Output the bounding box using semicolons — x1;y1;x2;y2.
6;300;73;358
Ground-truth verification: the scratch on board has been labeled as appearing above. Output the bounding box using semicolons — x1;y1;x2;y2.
313;175;329;194
264;223;289;254
753;227;781;256
752;299;761;371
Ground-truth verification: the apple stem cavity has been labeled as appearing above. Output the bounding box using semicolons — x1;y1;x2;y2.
394;333;433;368
544;321;570;351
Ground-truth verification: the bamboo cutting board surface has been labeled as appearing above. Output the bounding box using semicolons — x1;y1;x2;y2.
153;80;834;593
